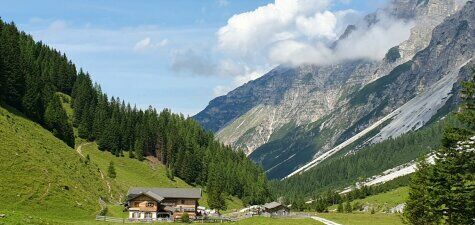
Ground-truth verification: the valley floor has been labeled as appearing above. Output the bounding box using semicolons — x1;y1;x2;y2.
315;213;404;225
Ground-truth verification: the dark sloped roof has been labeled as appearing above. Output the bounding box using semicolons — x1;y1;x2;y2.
263;202;283;209
127;187;202;201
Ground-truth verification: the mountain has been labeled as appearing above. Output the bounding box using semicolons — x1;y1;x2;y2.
194;0;474;179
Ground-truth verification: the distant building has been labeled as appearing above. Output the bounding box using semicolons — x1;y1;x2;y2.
262;202;289;216
125;187;201;221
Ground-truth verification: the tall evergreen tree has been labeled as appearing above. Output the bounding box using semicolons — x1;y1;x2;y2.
107;161;116;179
405;70;475;225
404;158;439;225
0;20;4;100
0;22;24;107
22;73;45;123
43;94;74;147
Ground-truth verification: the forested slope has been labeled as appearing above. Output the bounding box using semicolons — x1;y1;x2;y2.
271;114;457;200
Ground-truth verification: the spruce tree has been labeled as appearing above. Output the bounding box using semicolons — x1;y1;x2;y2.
207;164;226;211
134;138;144;161
404;158;439;225
0;19;4;100
44;94;74;147
345;201;352;213
0;22;24;107
107;161;116;178
22;73;45;123
405;70;475;225
337;202;344;213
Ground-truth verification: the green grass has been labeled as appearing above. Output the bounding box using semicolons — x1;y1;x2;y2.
0;102;243;224
233;217;324;225
0;105;110;224
355;187;408;209
329;186;409;212
315;213;404;225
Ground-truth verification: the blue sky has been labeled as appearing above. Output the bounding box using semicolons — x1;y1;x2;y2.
0;0;387;115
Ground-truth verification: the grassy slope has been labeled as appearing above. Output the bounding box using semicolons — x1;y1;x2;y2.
0;105;110;224
329;186;409;212
353;187;408;209
316;213;404;225
0;93;243;224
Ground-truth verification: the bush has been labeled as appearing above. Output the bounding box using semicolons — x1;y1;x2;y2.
181;212;190;223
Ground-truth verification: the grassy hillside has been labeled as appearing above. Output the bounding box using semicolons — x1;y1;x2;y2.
353;187;408;210
0;101;243;224
329;186;409;213
0;105;110;224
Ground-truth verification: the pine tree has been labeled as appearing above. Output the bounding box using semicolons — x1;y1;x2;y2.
207;164;226;211
404;158;439;225
337;202;344;213
107;161;116;178
345;201;352;213
0;22;24;107
22;72;45;123
134;138;144;161
405;70;475;225
0;20;4;100
43;94;74;147
78;103;94;140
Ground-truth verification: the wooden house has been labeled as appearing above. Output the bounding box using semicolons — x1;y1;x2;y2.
263;202;289;216
125;187;202;221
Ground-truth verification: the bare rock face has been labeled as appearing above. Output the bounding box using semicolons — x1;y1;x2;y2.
194;0;473;178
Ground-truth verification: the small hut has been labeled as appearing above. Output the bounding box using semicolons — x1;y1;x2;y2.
263;202;289;216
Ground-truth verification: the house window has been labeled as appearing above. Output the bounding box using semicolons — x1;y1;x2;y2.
132;212;138;218
145;212;152;218
147;202;154;207
181;200;185;204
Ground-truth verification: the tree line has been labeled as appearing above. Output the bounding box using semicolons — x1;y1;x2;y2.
404;70;475;225
285;174;410;213
0;18;269;209
271;114;454;200
0;19;76;146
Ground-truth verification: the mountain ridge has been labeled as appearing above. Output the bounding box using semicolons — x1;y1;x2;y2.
194;0;474;179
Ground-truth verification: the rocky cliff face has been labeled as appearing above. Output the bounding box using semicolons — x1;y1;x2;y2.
254;1;474;179
194;0;473;179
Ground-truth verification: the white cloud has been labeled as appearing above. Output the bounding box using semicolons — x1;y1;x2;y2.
217;0;413;67
295;11;338;39
134;37;152;51
134;37;169;52
217;0;331;56
157;39;169;47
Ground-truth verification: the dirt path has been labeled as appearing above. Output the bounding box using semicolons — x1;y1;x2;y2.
311;216;342;225
75;142;91;158
75;142;113;200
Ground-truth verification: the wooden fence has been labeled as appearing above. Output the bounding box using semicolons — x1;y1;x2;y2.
95;215;235;223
